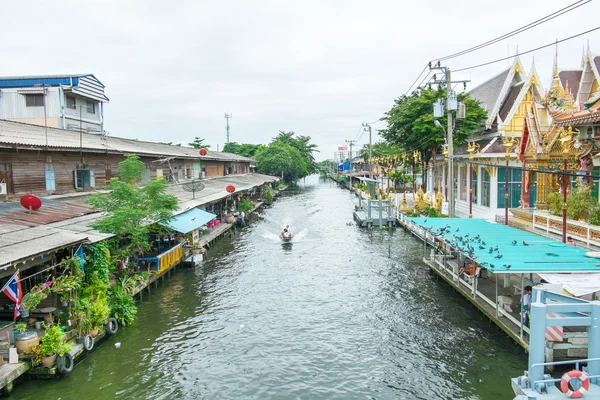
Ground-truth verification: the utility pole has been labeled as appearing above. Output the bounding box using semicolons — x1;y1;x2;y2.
362;123;372;178
429;62;469;218
346;139;357;172
224;113;231;143
446;68;454;218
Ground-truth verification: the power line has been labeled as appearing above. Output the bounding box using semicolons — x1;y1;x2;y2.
403;64;429;96
401;0;588;98
453;25;600;72
434;0;590;63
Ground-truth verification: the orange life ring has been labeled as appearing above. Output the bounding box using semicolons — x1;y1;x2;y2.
560;370;590;398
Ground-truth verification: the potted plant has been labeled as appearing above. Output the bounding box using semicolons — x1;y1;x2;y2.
21;282;52;314
39;324;72;368
14;322;27;333
76;317;92;343
88;297;110;337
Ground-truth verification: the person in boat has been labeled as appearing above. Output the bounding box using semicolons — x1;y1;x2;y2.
281;227;292;239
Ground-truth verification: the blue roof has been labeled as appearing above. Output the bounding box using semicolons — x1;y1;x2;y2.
0;74;100;89
159;208;217;234
408;217;600;274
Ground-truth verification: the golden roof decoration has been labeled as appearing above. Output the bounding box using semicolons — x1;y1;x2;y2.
545;46;577;113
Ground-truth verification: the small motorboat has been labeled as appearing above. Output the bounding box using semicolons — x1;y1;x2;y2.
281;230;293;242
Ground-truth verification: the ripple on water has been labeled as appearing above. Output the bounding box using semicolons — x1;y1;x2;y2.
10;177;526;400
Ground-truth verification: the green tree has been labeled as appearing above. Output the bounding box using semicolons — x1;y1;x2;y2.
188;137;211;149
86;155;179;258
381;88;486;189
255;142;307;183
272;131;319;175
222;142;265;158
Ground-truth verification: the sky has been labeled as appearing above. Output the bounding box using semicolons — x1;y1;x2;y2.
2;0;600;161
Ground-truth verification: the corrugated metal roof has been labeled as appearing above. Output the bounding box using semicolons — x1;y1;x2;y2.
0;173;277;263
0;119;253;162
0;74;109;101
0;223;88;266
0;200;96;227
171;173;279;213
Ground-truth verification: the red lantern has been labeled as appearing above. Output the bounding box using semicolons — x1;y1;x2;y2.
20;194;42;211
199;148;208;156
226;185;235;193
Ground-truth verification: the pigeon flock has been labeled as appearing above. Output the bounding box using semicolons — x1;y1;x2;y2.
419;220;539;271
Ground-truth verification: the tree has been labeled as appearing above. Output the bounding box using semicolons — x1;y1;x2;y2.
380;88;486;190
255;142;307;183
86;155;179;258
222;142;265;158
188;137;211;149
272;131;319;175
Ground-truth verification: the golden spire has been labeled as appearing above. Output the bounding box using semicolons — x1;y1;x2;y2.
544;41;577;113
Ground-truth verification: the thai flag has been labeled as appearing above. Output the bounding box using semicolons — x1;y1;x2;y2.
1;271;21;319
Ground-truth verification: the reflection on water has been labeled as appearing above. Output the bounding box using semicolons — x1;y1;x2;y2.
12;175;525;400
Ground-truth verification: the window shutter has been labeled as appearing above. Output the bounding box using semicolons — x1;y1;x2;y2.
90;170;95;187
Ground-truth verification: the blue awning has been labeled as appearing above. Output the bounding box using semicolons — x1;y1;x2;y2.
159;208;217;234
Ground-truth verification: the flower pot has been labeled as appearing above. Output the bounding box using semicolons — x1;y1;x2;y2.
43;315;53;324
61;301;69;307
20;309;30;318
75;336;85;344
34;321;42;330
89;329;99;337
41;354;57;368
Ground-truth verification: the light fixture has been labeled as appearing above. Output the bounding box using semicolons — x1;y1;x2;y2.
434;120;442;128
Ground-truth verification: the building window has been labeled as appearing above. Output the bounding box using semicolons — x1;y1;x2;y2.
497;167;522;208
86;101;95;114
460;166;467;201
472;167;478;205
67;96;76;109
481;168;490;207
25;94;44;107
74;168;95;189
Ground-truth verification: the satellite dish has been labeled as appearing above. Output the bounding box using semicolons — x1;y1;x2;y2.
199;149;207;156
20;194;42;211
226;185;235;193
181;180;205;200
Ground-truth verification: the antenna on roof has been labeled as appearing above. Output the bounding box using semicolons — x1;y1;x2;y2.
224;113;232;143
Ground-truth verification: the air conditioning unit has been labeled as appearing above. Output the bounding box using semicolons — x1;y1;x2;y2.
0;183;6;195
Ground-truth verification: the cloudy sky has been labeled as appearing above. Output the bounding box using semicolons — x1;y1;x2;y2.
2;0;599;160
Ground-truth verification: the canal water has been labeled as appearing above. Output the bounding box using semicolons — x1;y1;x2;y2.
13;175;526;399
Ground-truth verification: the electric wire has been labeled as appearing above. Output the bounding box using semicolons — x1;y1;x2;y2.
454;26;600;72
434;0;590;63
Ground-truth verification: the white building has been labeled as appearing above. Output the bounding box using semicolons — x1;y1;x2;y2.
334;145;350;162
0;74;109;134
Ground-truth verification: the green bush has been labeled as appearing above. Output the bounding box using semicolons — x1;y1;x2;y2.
567;186;593;221
237;197;253;213
546;191;563;217
40;324;72;357
108;289;138;326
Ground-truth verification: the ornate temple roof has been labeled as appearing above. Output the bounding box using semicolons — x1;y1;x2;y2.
554;98;600;126
498;82;524;121
469;68;511;113
558;70;582;99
